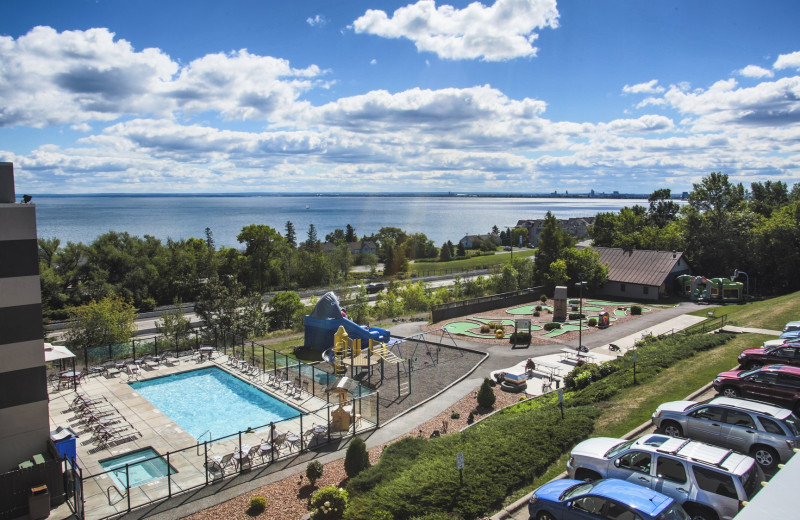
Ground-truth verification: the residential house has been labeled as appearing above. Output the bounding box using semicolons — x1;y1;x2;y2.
588;246;691;301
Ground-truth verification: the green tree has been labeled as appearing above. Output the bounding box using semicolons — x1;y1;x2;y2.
456;241;466;257
237;224;284;293
749;180;788;218
348;284;371;325
64;295;137;349
345;224;357;243
156;304;191;344
268;291;304;330
439;242;452;262
344;437;371;478
330;242;353;280
476;377;496;408
647;188;680;227
285;221;297;248
534;212;575;284
496;263;519;293
545;258;569;290
304;224;321;252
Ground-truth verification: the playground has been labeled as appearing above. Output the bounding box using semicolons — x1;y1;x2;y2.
431;299;652;344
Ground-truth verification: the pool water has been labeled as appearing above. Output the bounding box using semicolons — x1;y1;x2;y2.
130;367;300;440
100;448;175;490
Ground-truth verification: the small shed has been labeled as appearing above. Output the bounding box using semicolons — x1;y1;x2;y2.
326;377;360;431
325;377;359;404
552;286;568;321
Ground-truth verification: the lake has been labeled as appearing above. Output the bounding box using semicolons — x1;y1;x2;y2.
32;195;648;248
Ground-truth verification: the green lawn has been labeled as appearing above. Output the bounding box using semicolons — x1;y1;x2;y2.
688;290;800;330
409;248;535;275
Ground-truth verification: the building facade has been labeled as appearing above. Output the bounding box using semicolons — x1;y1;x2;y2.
0;162;49;470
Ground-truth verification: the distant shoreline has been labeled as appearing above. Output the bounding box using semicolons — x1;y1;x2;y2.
25;192;660;199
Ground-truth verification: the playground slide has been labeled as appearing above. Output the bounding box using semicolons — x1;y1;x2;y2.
339;316;391;345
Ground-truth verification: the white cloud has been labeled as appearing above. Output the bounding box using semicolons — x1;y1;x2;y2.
738;65;773;78
351;0;559;61
370;58;377;65
774;51;800;70
0;27;324;128
70;123;92;132
622;80;664;95
306;14;327;27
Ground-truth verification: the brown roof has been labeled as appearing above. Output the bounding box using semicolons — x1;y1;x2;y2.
592;247;685;287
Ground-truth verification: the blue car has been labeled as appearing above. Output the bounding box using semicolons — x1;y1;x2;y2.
528;478;690;520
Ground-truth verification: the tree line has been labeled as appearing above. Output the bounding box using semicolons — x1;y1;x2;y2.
589;173;800;294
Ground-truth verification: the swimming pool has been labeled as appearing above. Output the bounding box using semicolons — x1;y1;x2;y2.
130;367;301;440
100;448;175;490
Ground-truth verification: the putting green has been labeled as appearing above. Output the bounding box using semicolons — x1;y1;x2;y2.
543;323;586;337
507;304;553;314
473;318;517;326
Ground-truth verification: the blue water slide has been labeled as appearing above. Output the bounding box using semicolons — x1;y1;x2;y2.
303;291;390;351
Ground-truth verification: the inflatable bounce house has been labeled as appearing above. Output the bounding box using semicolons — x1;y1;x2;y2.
675;274;743;303
303;292;390;352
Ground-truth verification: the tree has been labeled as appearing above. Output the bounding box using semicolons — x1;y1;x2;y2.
439;242;452;262
237;224;284;293
348;284;371;325
268;291;304;330
325;228;346;243
749;180;788;218
344;436;370;478
345;224;357;243
456;241;466;257
476;377;496;408
330;242;353;280
285;221;297;248
534;212;574;284
64;295;137;350
204;227;215;252
306;460;324;487
496;263;519;293
156;304;191;344
304;224;320;252
647;188;680;227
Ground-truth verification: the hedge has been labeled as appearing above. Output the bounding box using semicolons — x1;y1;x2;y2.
344;406;600;520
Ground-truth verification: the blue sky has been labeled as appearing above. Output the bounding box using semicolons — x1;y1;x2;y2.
2;0;800;194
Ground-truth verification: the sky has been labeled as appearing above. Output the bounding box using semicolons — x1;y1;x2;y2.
2;0;800;195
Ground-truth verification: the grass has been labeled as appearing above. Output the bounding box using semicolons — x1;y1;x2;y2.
495;292;800;511
408;248;536;274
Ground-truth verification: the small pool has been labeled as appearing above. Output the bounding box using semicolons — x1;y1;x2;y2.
100;448;175;490
130;367;301;440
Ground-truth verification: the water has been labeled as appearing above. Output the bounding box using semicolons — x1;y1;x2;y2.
99;447;175;490
31;194;648;248
130;367;300;440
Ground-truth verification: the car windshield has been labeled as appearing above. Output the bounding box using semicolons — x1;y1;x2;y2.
783;414;800;436
657;503;691;520
560;481;596;500
739;462;764;500
605;440;634;459
737;368;761;378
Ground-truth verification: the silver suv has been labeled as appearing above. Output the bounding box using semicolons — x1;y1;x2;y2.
567;434;764;520
652;396;800;471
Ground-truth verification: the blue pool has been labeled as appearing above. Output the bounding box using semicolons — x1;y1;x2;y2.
130;367;300;440
100;448;175;490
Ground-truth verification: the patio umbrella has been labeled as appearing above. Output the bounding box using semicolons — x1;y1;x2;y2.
44;342;77;391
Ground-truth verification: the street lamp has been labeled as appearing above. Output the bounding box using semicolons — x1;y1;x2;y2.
575;273;587;351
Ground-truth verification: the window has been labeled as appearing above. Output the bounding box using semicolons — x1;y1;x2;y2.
692;466;738;499
620;283;626;292
656;456;687;483
778;373;800;388
605;501;641;520
774;348;794;359
690;406;725;422
724;410;755;428
643;286;649;295
617;451;652;474
759;416;785;435
572;496;606;515
748;371;778;384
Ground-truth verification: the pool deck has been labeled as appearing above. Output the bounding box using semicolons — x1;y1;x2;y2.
47;354;369;519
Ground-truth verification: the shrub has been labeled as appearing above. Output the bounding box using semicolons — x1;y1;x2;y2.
344;437;370;478
535;305;542;311
480;324;490;333
540;294;548;302
571;305;579;311
476;378;496;409
544;322;561;331
248;496;267;515
371;510;394;520
533;311;540;317
588;317;598;327
488;321;502;330
509;331;531;343
311;486;349;520
450;410;460;420
631;305;642;315
568;313;586;320
307;460;324;487
467;411;475;424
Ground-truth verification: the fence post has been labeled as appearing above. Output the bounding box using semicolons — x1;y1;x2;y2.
131;339;136;362
166;451;172;498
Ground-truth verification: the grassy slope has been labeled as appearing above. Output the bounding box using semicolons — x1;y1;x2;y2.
408;249;535;274
499;291;800;508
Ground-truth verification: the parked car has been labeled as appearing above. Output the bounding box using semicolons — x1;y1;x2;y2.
738;342;800;369
779;329;800;341
783;321;800;333
712;365;800;413
528;477;690;520
366;282;385;294
567;434;764;520
652;396;800;470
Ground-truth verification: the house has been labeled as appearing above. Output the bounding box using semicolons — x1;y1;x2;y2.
588;247;691;301
515;217;594;246
458;234;500;249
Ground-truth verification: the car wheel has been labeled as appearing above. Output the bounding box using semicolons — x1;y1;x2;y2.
574;468;601;481
661;421;684;437
721;386;740;398
752;445;779;470
536;511;556;520
684;504;719;520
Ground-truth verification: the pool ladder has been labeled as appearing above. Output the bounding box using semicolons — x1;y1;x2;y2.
107;485;126;505
196;430;212;455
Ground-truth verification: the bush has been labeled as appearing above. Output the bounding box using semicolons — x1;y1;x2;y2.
631;305;642;315
476;377;496;409
571;305;579;311
371;510;394;520
480;324;490;333
588;317;598;327
450;410;460;420
307;460;324;487
467;411;475;424
248;496;267;515
535;305;542;311
568;313;586;320
311;486;349;520
488;321;502;330
344;437;371;478
509;331;531;343
533;311;540;317
544;322;561;331
540;294;548;302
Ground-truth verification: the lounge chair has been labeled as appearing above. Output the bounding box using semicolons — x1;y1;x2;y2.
124;364;140;380
205;458;226;480
162;351;180;365
239;445;261;470
213;452;236;473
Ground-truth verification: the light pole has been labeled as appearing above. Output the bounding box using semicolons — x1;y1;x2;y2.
575;273;587;351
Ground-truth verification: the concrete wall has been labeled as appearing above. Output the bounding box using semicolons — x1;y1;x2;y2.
0;162;49;471
431;287;543;322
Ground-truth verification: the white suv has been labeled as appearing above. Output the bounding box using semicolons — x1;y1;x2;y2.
567;434;764;520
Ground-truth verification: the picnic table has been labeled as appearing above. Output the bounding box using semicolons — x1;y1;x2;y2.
560;348;596;363
534;360;563;377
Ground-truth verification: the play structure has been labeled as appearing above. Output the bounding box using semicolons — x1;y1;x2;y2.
304;292;390;352
323;325;403;378
675;275;744;303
